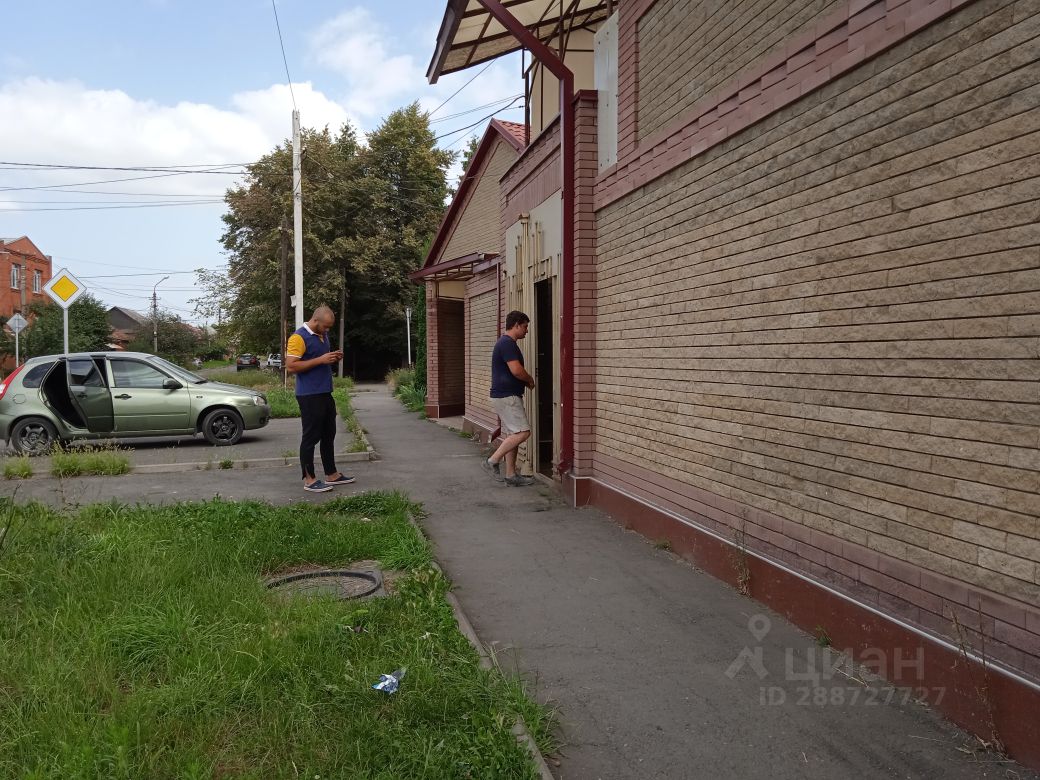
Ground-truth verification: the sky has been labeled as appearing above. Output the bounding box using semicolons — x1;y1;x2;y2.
0;0;523;325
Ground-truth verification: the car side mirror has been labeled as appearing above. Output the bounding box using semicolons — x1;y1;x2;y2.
162;378;183;390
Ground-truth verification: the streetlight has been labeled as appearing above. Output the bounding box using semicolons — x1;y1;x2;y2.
405;306;412;366
152;275;170;353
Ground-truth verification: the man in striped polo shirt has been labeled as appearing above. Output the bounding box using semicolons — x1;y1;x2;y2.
285;305;356;493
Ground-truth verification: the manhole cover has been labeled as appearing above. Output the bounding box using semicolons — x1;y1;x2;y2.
266;569;383;600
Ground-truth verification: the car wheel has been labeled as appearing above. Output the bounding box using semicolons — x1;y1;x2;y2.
11;417;59;456
201;408;244;446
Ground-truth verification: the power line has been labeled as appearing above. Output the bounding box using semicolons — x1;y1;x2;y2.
2;198;225;205
434;98;524;141
0;200;224;212
0;168;250;193
79;271;203;279
7;188;228;198
0;161;248;173
429;94;524;124
53;255;226;273
428;61;495;118
270;0;298;112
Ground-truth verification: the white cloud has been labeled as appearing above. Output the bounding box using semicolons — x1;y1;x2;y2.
308;6;523;131
0;77;354;200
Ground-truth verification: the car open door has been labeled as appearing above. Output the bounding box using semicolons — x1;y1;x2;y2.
66;357;115;433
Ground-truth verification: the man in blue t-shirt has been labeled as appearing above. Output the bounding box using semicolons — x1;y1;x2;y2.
482;310;536;487
285;305;356;493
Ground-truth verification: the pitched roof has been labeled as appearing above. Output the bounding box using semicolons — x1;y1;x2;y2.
492;119;527;150
0;236;48;260
107;306;149;325
415;120;526;278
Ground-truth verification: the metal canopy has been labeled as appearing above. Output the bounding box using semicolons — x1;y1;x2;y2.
409;253;500;283
427;0;611;82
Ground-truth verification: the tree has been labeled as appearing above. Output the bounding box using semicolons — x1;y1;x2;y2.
201;104;454;378
345;103;454;376
448;135;481;198
0;316;13;368
21;294;111;357
199;124;366;355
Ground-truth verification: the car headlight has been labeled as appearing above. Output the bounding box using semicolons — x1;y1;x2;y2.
253;394;267;406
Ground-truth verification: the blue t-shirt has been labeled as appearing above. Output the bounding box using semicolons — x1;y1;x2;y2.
287;326;333;396
490;335;526;398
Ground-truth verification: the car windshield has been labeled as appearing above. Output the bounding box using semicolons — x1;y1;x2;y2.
148;356;207;384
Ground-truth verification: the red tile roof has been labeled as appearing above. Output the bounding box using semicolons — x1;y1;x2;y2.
491;119;527;150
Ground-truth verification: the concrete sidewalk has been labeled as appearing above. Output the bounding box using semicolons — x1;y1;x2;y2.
1;385;1034;779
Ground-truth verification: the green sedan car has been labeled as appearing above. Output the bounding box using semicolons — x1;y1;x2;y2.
0;352;271;455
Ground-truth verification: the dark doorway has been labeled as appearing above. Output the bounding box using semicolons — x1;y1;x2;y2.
534;279;554;476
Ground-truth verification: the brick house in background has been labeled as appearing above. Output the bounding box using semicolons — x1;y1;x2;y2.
1;237;53;370
419;0;1040;766
106;306;149;350
0;236;52;319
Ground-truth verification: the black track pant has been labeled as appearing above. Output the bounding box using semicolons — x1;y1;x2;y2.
298;392;337;480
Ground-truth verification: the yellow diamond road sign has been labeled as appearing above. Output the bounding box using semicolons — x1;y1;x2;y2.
44;268;87;309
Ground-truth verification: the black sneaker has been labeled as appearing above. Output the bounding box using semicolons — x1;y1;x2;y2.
505;474;535;487
481;457;503;482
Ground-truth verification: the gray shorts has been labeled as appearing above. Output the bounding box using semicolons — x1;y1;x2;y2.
491;395;530;435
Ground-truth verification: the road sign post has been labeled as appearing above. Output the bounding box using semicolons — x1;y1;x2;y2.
6;312;27;366
43;269;87;355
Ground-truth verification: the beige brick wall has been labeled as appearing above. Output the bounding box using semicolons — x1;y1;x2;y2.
441;139;517;263
637;0;844;141
597;0;1040;610
467;288;497;420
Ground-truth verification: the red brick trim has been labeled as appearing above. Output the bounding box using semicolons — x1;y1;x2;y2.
598;0;981;210
425;402;464;418
572;91;599;476
576;474;1040;769
591;452;1040;681
501;116;563;227
463;412;498;445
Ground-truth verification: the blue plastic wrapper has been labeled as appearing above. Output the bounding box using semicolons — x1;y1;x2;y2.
372;667;406;694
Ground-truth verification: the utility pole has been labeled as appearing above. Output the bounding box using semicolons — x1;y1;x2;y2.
152;275;169;354
280;216;289;384
292;109;304;328
19;265;26;312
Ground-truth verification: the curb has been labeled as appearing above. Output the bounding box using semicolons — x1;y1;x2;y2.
407;513;556;780
12;448;376;481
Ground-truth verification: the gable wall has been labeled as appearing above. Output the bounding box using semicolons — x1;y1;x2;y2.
440;139;518;263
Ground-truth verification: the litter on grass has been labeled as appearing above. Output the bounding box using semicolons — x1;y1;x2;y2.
372;667;407;694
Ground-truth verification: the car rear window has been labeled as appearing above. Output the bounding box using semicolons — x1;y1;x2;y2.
68;358;106;388
21;361;56;388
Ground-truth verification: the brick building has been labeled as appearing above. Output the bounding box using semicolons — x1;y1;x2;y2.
412;118;526;424
0;236;52;319
419;0;1040;765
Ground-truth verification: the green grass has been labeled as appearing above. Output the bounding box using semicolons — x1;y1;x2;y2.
386;368;426;413
265;387;300;418
201;359;233;369
51;447;131;477
207;369;275;388
334;388;369;452
207;370;354;395
3;457;33;480
0;492;554;778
